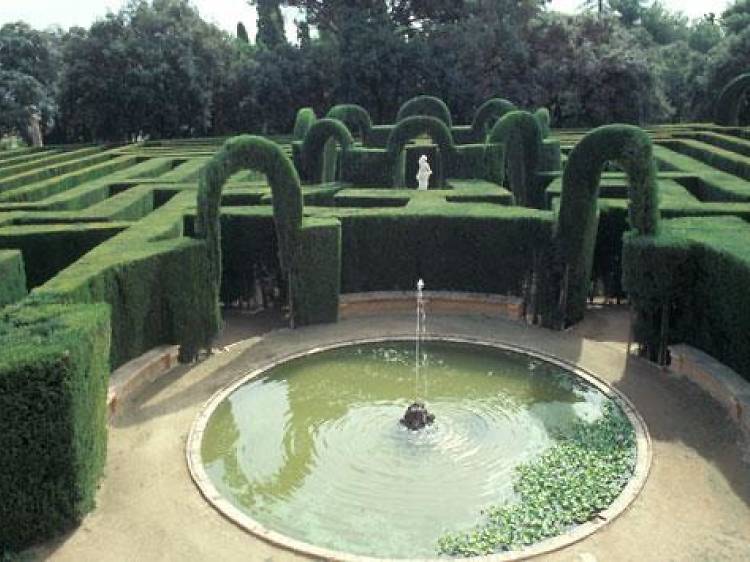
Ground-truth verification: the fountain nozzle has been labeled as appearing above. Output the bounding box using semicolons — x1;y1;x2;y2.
400;401;435;431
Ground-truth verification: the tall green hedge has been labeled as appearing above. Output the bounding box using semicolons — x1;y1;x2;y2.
487;110;544;207
197;135;339;327
556;124;660;324
0;303;110;550
396;95;453;128
714;73;750;127
292;107;317;140
534;107;552;138
0;250;26;308
386;116;456;187
300;118;354;184
293;218;341;325
471;98;517;140
623;216;750;380
326;104;373;143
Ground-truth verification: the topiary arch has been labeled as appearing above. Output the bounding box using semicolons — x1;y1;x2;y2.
301;118;355;183
471;98;517;139
326;104;373;142
292;107;317;140
486;110;543;208
196;135;303;328
386;116;456;187
534;107;551;139
396;95;453;128
556;124;660;325
715;73;750;126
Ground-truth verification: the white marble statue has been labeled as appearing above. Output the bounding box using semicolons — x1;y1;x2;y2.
416;154;432;190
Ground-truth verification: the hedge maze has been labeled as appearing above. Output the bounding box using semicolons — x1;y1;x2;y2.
1;90;749;550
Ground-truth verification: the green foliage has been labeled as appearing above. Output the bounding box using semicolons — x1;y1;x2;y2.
715;73;750;126
534;107;551;138
623;216;750;379
438;403;636;556
0;303;110;550
325;104;372;142
292;107;317;141
468;98;517;141
0;250;26;307
396;95;453;128
300;118;354;183
254;0;287;49
236;22;249;43
487;110;544;207
386;115;455;187
556;124;659;325
292;218;341;325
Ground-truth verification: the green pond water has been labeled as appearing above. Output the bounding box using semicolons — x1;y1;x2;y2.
200;341;613;558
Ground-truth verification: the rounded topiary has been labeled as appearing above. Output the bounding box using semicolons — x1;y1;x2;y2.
534;107;552;139
556;124;660;324
293;107;317;140
486;110;543;207
196;135;303;320
301;118;355;183
396;95;453;128
326;104;373;142
471;98;517;138
386;115;456;187
714;73;750;126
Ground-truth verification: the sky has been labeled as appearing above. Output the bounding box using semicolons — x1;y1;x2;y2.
0;0;734;34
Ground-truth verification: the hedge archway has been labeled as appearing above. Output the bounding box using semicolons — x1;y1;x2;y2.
386;116;456;187
396;95;453;128
534;107;551;138
486;110;543;207
471;98;517;139
326;104;373;142
292;107;317;140
715;73;750;126
196;135;303;325
301;118;355;183
556;124;660;324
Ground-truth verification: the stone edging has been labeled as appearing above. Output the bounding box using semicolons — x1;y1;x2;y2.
107;345;179;417
186;335;652;562
669;344;750;438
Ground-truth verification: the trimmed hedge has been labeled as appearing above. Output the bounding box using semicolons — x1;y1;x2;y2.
300;118;354;184
556;124;660;325
623;216;750;380
396;95;453;128
293;218;341;325
326;104;373;142
714;73;750;126
292;107;317;141
386;116;456;187
0;249;26;307
534;107;552;139
197;135;339;327
0;303;110;550
487;110;544;207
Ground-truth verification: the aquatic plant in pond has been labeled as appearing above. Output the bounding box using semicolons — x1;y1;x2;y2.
438;402;636;556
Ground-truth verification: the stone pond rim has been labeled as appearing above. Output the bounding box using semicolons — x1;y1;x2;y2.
186;335;652;562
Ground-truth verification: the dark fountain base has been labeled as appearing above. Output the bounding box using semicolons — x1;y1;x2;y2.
400;402;435;431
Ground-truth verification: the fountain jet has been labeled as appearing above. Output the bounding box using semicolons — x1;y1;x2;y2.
401;279;435;430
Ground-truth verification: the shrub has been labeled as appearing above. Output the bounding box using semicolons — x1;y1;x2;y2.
292;107;316;141
487;110;544;207
396;95;453;128
0;249;26;307
555;124;660;325
300;118;354;184
0;303;110;550
714;73;750;126
326;104;373;142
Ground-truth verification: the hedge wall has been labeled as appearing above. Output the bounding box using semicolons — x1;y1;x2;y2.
623;216;750;380
556;124;660;325
0;303;110;550
0;249;26;307
293;218;341;325
714;73;750;127
396;95;453;128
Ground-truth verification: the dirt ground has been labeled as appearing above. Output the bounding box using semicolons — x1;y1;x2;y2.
27;305;750;562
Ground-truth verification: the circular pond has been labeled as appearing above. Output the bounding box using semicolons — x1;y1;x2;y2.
188;338;648;560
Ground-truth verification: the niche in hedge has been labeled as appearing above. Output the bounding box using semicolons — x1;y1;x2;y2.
386;116;457;188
